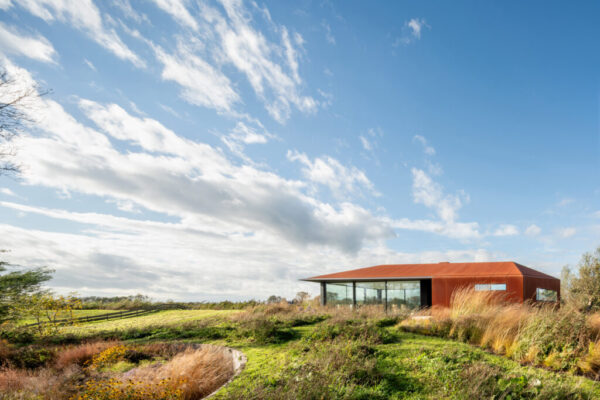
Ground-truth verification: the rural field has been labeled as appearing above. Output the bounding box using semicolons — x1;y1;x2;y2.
4;291;600;399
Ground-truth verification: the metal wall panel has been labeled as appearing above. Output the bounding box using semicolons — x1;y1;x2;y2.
431;276;524;307
523;277;561;303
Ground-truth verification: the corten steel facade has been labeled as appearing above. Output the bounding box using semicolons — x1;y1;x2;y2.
303;261;560;308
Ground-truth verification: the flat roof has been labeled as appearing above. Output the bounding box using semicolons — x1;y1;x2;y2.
303;261;559;281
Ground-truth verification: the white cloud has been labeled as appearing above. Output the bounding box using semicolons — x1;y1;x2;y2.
0;0;11;10
0;216;494;300
0;22;57;63
152;41;240;112
143;0;316;122
394;17;429;46
200;0;317;122
112;0;150;25
411;168;467;223
525;224;541;236
557;197;575;207
391;217;480;240
0;187;17;197
413;134;435;155
222;121;273;159
359;136;372;151
83;58;96;71
16;0;144;67
593;211;600;219
558;227;576;238
281;27;301;84
151;0;198;31
159;103;181;118
405;168;481;239
287;150;377;197
407;18;426;39
322;21;335;44
4;60;391;256
493;224;519;237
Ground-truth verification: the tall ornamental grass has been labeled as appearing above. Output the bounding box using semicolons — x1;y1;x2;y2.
400;287;600;377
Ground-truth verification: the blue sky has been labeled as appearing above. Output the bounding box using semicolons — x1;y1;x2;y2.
0;0;598;301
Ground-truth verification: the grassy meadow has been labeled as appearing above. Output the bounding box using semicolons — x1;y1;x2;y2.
3;298;600;399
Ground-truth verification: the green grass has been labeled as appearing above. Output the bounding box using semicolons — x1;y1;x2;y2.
10;308;600;399
212;327;600;399
18;309;124;325
58;309;240;336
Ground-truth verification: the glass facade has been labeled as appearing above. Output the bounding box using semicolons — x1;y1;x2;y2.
325;282;354;306
387;281;421;308
324;280;423;308
355;282;385;306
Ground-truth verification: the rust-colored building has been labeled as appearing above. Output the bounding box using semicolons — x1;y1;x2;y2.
303;261;560;308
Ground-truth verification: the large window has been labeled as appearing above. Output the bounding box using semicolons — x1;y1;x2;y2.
355;282;385;305
536;288;557;302
325;282;353;306
387;281;421;308
324;280;424;309
474;283;506;291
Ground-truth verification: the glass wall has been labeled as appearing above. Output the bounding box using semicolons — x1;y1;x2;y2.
355;282;385;306
325;282;354;306
324;280;423;309
387;281;421;308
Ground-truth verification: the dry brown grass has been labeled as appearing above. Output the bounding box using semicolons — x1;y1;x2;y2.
0;341;237;399
0;364;82;398
126;345;234;399
588;313;600;338
54;340;118;370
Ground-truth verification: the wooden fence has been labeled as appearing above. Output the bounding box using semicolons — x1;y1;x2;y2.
21;305;181;328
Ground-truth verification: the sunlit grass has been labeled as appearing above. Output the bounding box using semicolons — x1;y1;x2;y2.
59;310;240;336
18;309;125;325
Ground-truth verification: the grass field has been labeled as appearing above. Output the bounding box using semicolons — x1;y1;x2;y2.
59;309;240;336
18;309;125;325
213;329;600;399
4;305;600;399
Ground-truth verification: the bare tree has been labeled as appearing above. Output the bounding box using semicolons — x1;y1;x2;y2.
0;69;48;176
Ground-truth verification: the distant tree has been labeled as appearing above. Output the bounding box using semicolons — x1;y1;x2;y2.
294;291;310;304
266;295;283;304
24;292;81;336
0;253;53;324
0;68;49;175
565;246;600;312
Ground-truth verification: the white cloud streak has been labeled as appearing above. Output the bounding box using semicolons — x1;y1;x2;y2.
0;22;57;63
151;0;198;30
413;134;435;155
15;0;144;67
152;41;240;112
